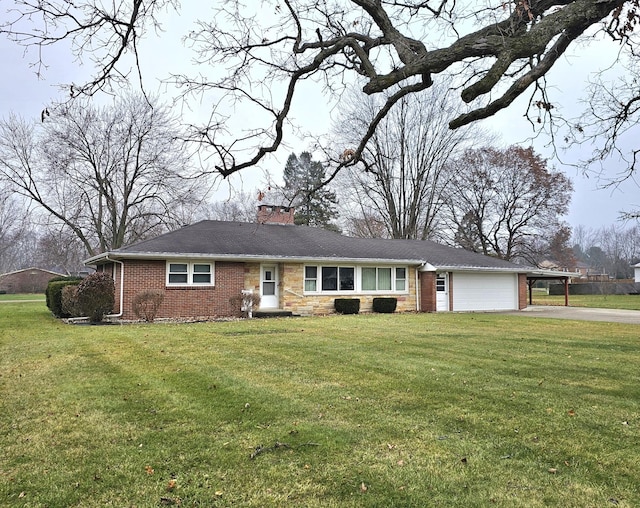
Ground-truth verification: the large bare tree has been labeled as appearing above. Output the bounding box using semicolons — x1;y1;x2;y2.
0;183;32;272
1;0;638;179
333;80;481;240
0;94;205;256
444;146;573;263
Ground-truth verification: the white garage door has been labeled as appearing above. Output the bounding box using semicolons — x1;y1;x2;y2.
452;272;518;311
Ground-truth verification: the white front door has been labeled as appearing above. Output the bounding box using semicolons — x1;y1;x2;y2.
260;264;279;308
436;273;449;311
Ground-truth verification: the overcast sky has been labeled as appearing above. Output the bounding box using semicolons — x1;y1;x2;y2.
1;10;638;231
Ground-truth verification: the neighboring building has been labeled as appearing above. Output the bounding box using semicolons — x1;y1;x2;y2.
84;206;559;320
634;262;640;283
539;260;607;280
0;267;65;294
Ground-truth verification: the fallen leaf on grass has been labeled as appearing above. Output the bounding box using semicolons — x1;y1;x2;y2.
18;492;26;498
548;468;558;474
145;465;154;475
360;482;368;493
568;409;576;417
159;496;181;505
167;479;177;491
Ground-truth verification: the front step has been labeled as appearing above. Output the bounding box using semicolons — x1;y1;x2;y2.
254;309;294;318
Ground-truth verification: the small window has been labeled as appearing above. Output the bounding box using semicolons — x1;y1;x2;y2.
395;268;406;291
168;263;188;284
192;264;211;284
167;261;214;286
304;266;318;292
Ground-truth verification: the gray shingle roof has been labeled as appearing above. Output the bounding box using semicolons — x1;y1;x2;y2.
87;220;529;271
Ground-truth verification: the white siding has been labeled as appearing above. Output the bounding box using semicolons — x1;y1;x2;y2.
452;272;518;311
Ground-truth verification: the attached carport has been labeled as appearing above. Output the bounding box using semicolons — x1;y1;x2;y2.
526;269;580;306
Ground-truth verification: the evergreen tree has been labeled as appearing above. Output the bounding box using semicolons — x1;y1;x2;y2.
283;152;339;231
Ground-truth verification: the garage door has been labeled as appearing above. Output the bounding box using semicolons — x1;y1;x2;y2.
452;272;518;311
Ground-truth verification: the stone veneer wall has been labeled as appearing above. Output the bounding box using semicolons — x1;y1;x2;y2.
263;262;420;316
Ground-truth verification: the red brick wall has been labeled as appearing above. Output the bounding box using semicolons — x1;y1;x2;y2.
105;260;246;320
419;271;437;312
518;273;528;310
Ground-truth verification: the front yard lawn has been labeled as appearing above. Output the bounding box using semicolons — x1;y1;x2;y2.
533;293;640;310
1;302;639;507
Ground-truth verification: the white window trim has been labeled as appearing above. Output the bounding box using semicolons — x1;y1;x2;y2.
166;260;215;287
302;264;409;295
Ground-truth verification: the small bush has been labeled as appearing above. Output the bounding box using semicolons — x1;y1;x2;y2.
334;298;360;315
46;278;82;318
76;272;115;322
229;292;261;317
372;297;397;313
61;285;82;317
132;290;165;322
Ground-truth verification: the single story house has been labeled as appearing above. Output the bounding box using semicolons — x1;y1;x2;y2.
85;206;559;320
0;267;65;294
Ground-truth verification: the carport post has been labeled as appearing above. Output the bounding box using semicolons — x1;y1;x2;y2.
564;278;569;306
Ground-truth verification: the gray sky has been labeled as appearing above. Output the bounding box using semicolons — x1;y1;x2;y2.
1;12;638;231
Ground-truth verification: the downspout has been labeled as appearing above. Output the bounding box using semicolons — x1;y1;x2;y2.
416;265;421;312
105;255;124;318
67;255;124;322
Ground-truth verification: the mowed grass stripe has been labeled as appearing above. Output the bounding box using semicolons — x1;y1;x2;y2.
1;303;639;506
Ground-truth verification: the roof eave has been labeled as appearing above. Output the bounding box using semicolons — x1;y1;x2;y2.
84;251;426;266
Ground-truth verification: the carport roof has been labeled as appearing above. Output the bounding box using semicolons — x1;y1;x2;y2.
86;220;535;272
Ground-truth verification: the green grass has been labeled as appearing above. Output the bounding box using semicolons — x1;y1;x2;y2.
0;293;45;301
1;302;639;507
533;293;640;310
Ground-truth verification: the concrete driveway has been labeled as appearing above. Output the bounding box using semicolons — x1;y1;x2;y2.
500;305;640;324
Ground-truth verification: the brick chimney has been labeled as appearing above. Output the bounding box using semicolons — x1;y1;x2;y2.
257;204;295;225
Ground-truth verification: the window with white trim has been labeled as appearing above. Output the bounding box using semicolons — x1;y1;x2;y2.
304;265;407;293
304;266;318;292
361;266;407;292
304;265;355;292
167;261;214;286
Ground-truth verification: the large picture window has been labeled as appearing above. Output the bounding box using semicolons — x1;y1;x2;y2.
167;261;214;286
320;266;354;291
361;266;408;292
304;265;407;293
305;265;355;292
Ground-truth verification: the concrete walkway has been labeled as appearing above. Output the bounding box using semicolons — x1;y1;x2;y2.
501;305;640;324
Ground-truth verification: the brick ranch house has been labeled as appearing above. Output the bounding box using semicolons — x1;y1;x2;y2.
0;267;65;294
85;205;556;320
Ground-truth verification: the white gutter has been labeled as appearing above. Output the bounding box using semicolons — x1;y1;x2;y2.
104;255;124;319
415;265;421;312
84;251;425;267
69;255;125;323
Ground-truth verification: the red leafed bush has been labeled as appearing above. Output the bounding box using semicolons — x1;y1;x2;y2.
132;290;165;322
76;272;115;322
